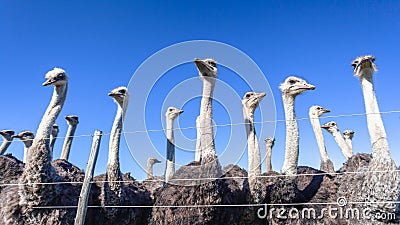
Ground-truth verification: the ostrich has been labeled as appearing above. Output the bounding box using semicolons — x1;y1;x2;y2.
242;91;266;202
309;105;335;173
264;137;275;173
49;124;59;154
0;130;15;155
151;59;247;224
321;121;352;159
86;86;151;225
12;131;34;163
164;106;183;183
147;157;161;179
19;68;68;208
343;129;354;152
347;55;400;222
194;58;219;166
60;115;79;161
267;77;338;224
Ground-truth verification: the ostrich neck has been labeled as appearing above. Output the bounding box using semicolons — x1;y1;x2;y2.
199;77;217;164
35;85;68;141
281;94;298;175
331;130;352;159
310;117;330;162
0;139;12;155
107;103;124;183
60;124;77;160
165;118;175;182
265;143;273;172
49;132;58;154
22;141;33;163
243;107;261;177
195;116;201;162
360;75;390;157
147;162;154;179
344;137;353;153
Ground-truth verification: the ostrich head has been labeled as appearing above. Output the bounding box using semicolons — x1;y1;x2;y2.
242;92;266;114
0;130;15;141
321;121;339;134
265;137;275;148
108;86;129;106
165;107;184;120
43;68;68;86
13;131;35;146
351;55;377;77
65;115;79;126
279;76;316;96
309;105;330;118
52;124;59;136
343;130;355;140
148;157;161;166
194;58;218;78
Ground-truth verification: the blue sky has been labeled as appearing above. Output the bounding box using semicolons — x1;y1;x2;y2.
1;1;400;181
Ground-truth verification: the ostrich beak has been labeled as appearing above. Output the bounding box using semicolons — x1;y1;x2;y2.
155;159;161;163
321;124;330;129
43;77;60;86
179;110;184;114
323;108;330;113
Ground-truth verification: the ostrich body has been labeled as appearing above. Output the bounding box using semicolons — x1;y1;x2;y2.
280;76;315;175
309;106;335;173
321;121;352;159
0;130;15;155
264;137;275;173
19;68;68;207
13;131;34;163
147;157;161;179
49;124;59;154
194;58;219;165
350;55;399;222
343;129;354;153
164;106;183;183
60;115;79;161
242;91;265;202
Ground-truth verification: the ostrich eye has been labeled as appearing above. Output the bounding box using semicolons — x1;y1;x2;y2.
169;108;173;111
57;73;65;79
288;80;296;85
245;94;251;98
316;107;321;110
119;89;126;94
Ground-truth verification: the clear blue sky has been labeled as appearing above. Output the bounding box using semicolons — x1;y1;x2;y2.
1;1;399;181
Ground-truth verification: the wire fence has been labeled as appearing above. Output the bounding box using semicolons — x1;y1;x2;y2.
1;110;400;209
2;110;400;144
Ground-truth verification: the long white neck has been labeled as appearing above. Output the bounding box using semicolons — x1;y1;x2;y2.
49;131;58;155
147;162;155;179
330;130;352;159
199;77;218;164
243;107;261;177
359;75;390;157
23;140;33;163
35;85;68;142
60;123;77;160
165;118;175;182
195;116;202;162
0;138;12;155
281;94;298;175
343;136;353;154
265;142;273;173
107;103;124;183
309;115;330;164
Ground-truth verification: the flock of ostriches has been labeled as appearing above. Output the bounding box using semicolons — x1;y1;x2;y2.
0;55;399;225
